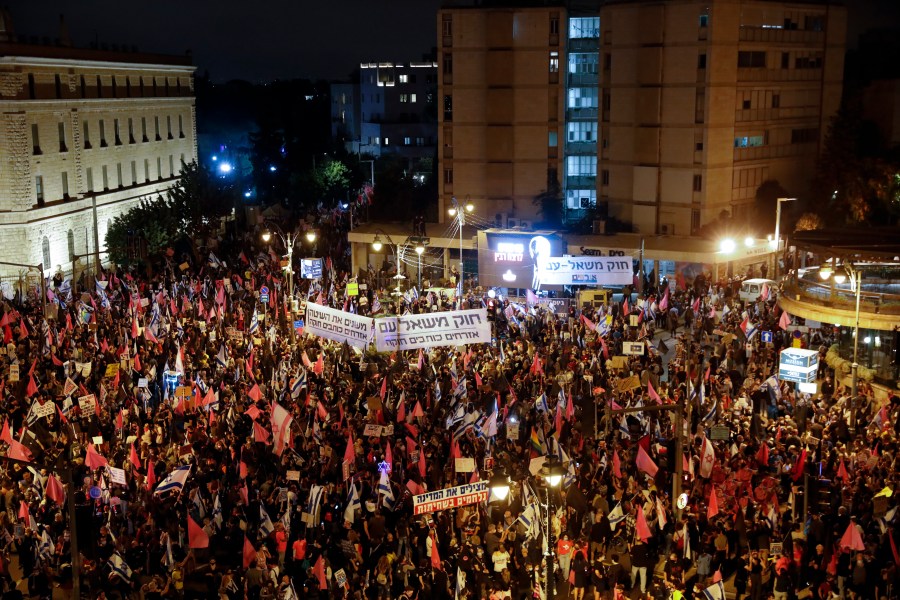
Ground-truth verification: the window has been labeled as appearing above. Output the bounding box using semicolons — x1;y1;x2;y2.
404;137;411;145
114;118;122;145
569;17;599;39
28;74;36;99
699;14;709;27
80;75;86;99
742;99;751;109
154;116;161;141
83;121;91;149
443;54;453;75
781;52;790;69
67;230;75;261
141;117;148;142
61;172;69;198
443;95;453;121
566;156;597;176
128;118;135;143
157;157;162;180
551;14;561;36
169;154;174;176
167;115;173;139
99;119;107;147
691;209;701;234
86;168;94;192
410;94;417;103
112;76;117;98
383;138;389;146
548;131;558;147
791;128;818;144
698;53;707;69
178;115;184;138
795;53;823;69
399;74;408;83
102;165;109;190
96;75;102;98
131;160;137;185
35;176;44;204
568;87;598;109
416;137;425;146
568;53;598;74
567;121;597;142
442;15;452;37
601;169;609;185
42;237;50;270
400;94;409;103
117;163;123;188
692;174;703;191
444;168;453;184
31;123;41;155
738;51;766;68
772;94;780;108
549;51;559;73
566;189;596;209
55;74;62;99
144;158;150;182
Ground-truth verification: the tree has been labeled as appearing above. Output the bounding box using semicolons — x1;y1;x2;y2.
794;212;825;232
753;180;791;234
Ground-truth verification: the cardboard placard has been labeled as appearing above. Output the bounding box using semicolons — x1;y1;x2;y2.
769;542;783;556
179;444;193;457
105;363;120;377
8;364;18;382
507;422;520;441
107;466;127;485
92;436;104;445
366;396;383;412
287;470;300;481
175;386;192;398
301;512;317;526
334;568;347;587
32;401;56;418
617;374;641;393
610;356;628;370
455;457;476;472
78;394;96;413
138;378;148;388
64;378;77;397
363;424;382;437
179;262;189;271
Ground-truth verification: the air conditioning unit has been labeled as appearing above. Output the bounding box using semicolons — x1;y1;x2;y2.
659;223;675;235
518;220;532;230
506;217;518;228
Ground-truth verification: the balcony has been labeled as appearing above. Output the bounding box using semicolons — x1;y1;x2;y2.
566;107;598;120
565;140;598;155
738;26;824;44
567;72;599;86
565;175;597;188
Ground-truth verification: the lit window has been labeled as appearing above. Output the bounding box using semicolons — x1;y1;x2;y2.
399;74;408;83
410;94;417;103
400;94;409;103
404;137;411;145
549;51;559;73
384;137;389;146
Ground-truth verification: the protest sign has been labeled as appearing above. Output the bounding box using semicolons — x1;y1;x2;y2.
305;303;374;349
375;309;491;352
78;394;96;413
413;481;489;515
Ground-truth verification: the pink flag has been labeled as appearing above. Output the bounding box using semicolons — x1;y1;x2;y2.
580;314;597;332
636;445;658;477
396;400;406;423
647;381;662;404
253;422;271;444
243;536;257;568
314;556;328;589
612;450;622;478
411;401;424;419
45;475;65;505
248;384;261;402
635;505;652;540
380;377;388;400
836;459;849;481
344;434;355;464
188;515;210;548
840;522;865;551
779;309;791;330
130;443;141;471
85;443;108;469
658;288;669;312
708;487;719;519
0;419;11;444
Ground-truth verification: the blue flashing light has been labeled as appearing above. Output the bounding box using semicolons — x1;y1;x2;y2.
219;162;233;174
269;165;277;172
211;155;218;161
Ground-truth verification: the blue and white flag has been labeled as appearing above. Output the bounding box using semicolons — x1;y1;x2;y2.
702;397;718;423
39;529;54;562
344;483;361;523
378;471;397;511
535;392;549;413
516;504;539;539
109;552;133;581
306;485;325;521
702;580;726;600
259;504;275;538
154;465;192;495
291;368;307;399
608;503;626;530
434;378;442;405
212;494;223;529
249;309;259;335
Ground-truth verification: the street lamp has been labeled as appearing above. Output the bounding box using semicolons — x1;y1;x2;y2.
261;224;316;341
773;197;797;278
541;457;565;600
448;196;474;308
488;470;510;501
371;230;406;313
819;263;863;400
415;243;425;290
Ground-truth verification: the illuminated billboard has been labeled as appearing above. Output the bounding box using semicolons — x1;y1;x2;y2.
477;230;564;289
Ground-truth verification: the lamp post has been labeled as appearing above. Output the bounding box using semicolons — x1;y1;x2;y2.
371;229;406;314
0;260;47;325
832;265;862;399
415;243;425;290
448;196;474;308
261;225;316;342
773;197;797;278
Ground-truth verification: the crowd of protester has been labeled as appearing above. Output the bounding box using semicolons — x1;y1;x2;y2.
0;213;896;600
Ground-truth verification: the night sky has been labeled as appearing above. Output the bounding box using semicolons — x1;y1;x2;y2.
10;0;444;82
10;0;900;83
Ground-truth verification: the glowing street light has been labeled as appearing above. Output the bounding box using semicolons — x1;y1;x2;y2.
719;238;736;253
218;162;233;174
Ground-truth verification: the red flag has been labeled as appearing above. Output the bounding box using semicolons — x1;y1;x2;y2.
418;445;427;478
712;570;723;584
0;419;11;444
313;353;324;376
253;422;271;444
51;354;63;367
890;530;900;566
85;443;108;469
474;371;483;388
566;390;575;421
344;434;355;464
45;474;65;505
396;400;406;423
635;505;652;541
133;351;142;372
243;536;257;569
379;377;388;400
188;515;210;548
314;556;328;589
145;459;156;491
622;298;630;317
647;381;662;404
779;309;791;330
130;443;141;471
792;448;807;481
18;501;29;522
708;487;719;520
530;353;543;376
384;442;393;472
26;375;38;397
612;450;622;479
7;439;31;462
600;337;609;360
836;459;849;481
580;314;597;332
411;401;424;419
636;445;658;477
116;409;124;431
840;522;864;551
755;443;769;467
247;384;261;402
19;318;28;340
430;533;442;570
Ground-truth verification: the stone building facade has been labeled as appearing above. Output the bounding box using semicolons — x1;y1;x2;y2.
0;37;196;280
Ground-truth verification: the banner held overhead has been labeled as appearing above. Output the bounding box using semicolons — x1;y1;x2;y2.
537;256;634;286
304;303;374;349
375;308;491;352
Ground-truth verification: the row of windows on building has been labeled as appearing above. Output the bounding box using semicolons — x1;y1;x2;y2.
440;14;599;44
25;72;190;101
365;72;435;86
733;128;819;147
40;226;112;271
365;136;431;147
31;114;186;155
737;50;824;69
33;154;184;205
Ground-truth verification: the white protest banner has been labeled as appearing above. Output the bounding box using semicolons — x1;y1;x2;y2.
363;424;383;437
107;467;127;485
32;401;56;418
304;303;374;349
507;421;520;441
413;481;489;515
78;394;97;413
375;308;491;352
623;342;645;356
138;378;148;388
537;256;633;286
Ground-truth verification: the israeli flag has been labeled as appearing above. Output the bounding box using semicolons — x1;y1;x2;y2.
608;503;626;530
212;494;223;529
378;471;396;511
153;465;192;495
344;483;361;523
306;485;325;521
259;505;275;538
702;397;718;423
39;529;54;562
535;392;549;413
291;368;307;399
702;580;726;600
434;378;442;404
109;552;133;581
249;309;259;335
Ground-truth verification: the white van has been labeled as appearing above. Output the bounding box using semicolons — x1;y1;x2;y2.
739;278;777;303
